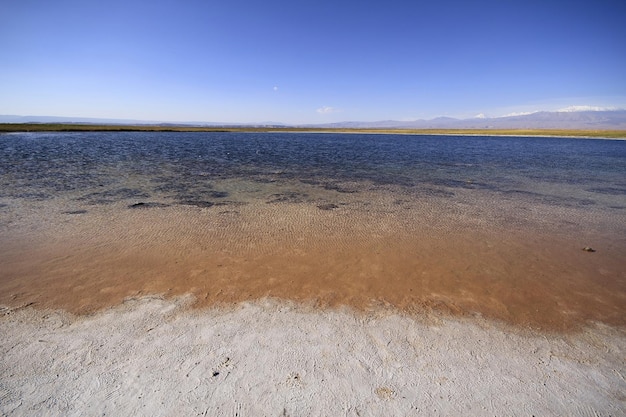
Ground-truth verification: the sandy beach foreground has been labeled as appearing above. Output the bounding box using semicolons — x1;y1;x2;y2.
1;296;624;416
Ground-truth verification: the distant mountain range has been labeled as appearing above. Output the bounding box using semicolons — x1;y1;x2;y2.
2;110;626;130
308;110;626;130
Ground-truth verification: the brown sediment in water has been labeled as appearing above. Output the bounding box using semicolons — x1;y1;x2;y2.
1;200;625;332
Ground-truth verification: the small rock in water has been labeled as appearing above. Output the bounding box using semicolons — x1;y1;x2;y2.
128;202;170;209
64;209;88;215
317;203;339;211
582;246;596;252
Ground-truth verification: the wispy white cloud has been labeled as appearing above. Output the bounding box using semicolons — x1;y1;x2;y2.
483;99;626;120
273;86;279;92
557;105;619;112
316;106;338;114
474;113;486;119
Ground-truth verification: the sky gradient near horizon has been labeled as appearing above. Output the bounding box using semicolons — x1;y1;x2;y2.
2;0;625;124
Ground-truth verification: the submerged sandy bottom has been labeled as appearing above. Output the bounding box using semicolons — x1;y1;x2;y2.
1;190;625;331
1;296;624;416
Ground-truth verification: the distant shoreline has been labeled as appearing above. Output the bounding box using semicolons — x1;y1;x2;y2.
1;123;626;139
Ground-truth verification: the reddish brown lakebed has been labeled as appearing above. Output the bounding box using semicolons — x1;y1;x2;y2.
1;198;624;332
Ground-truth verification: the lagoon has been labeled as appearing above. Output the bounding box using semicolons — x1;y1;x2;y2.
1;132;625;330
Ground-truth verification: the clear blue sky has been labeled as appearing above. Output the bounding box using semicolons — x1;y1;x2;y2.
1;0;625;124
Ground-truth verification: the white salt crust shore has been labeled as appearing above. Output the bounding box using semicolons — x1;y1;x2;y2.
1;296;624;416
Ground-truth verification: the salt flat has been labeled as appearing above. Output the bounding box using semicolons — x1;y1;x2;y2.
2;296;624;417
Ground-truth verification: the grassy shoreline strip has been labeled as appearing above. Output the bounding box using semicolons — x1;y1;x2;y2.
1;123;625;138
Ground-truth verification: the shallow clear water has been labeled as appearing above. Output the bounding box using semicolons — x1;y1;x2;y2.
1;132;625;212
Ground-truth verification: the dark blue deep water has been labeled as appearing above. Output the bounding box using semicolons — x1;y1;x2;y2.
1;132;625;210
